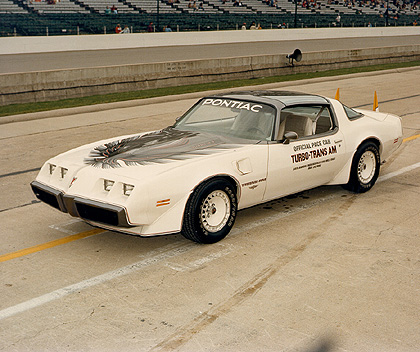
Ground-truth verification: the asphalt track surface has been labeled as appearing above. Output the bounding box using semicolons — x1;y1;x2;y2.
1;35;420;74
1;66;420;351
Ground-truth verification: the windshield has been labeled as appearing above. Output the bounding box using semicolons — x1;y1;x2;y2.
174;98;276;141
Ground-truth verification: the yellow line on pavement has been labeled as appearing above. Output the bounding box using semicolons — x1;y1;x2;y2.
403;133;420;143
0;228;104;263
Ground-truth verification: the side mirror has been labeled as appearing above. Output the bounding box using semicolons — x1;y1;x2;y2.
283;131;298;144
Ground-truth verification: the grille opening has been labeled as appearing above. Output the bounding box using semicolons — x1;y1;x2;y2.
31;184;61;211
75;202;119;226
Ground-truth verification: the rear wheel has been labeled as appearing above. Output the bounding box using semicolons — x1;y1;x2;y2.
181;178;237;244
344;141;380;193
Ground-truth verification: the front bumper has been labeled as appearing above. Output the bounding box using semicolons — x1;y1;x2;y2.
31;181;132;228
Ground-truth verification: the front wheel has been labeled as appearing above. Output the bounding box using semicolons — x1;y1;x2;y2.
344;141;380;193
181;178;237;244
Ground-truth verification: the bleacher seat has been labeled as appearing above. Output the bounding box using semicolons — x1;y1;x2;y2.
0;0;418;36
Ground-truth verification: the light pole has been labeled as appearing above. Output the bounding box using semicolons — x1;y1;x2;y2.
157;0;160;31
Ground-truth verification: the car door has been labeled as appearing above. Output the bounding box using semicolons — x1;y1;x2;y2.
263;104;347;202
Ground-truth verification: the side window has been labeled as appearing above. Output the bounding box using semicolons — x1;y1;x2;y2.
315;107;334;134
279;105;334;139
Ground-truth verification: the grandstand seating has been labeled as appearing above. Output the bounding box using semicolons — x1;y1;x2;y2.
0;0;27;13
0;0;418;36
173;1;220;14
127;0;180;13
24;0;90;14
2;0;418;15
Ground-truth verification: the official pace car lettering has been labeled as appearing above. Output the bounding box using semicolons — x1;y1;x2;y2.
202;99;263;113
84;128;238;168
292;138;331;152
290;139;338;171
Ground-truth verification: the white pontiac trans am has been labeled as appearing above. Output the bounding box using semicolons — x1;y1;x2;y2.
31;91;402;243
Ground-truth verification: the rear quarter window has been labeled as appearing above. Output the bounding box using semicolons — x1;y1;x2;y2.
343;105;363;120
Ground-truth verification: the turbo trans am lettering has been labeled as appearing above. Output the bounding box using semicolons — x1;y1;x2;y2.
291;145;337;164
202;99;263;113
290;138;338;171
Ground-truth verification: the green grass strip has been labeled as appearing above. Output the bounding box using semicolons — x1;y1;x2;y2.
1;60;419;118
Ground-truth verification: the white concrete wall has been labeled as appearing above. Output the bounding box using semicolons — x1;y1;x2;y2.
1;27;420;55
2;44;419;105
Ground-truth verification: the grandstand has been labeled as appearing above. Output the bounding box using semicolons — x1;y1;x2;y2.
0;0;418;35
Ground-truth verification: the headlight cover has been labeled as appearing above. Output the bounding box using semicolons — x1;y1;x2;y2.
60;167;68;179
123;184;135;196
49;164;56;175
104;179;115;192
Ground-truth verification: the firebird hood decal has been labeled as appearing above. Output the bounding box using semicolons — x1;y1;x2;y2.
84;128;240;168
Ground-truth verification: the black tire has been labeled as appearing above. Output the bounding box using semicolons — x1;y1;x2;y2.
181;178;237;244
344;141;380;193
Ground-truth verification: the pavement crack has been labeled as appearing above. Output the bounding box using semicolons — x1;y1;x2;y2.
374;225;394;244
0;167;40;179
0;199;41;213
374;209;420;245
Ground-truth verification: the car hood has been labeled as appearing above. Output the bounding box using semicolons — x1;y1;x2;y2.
38;128;258;195
83;127;241;169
